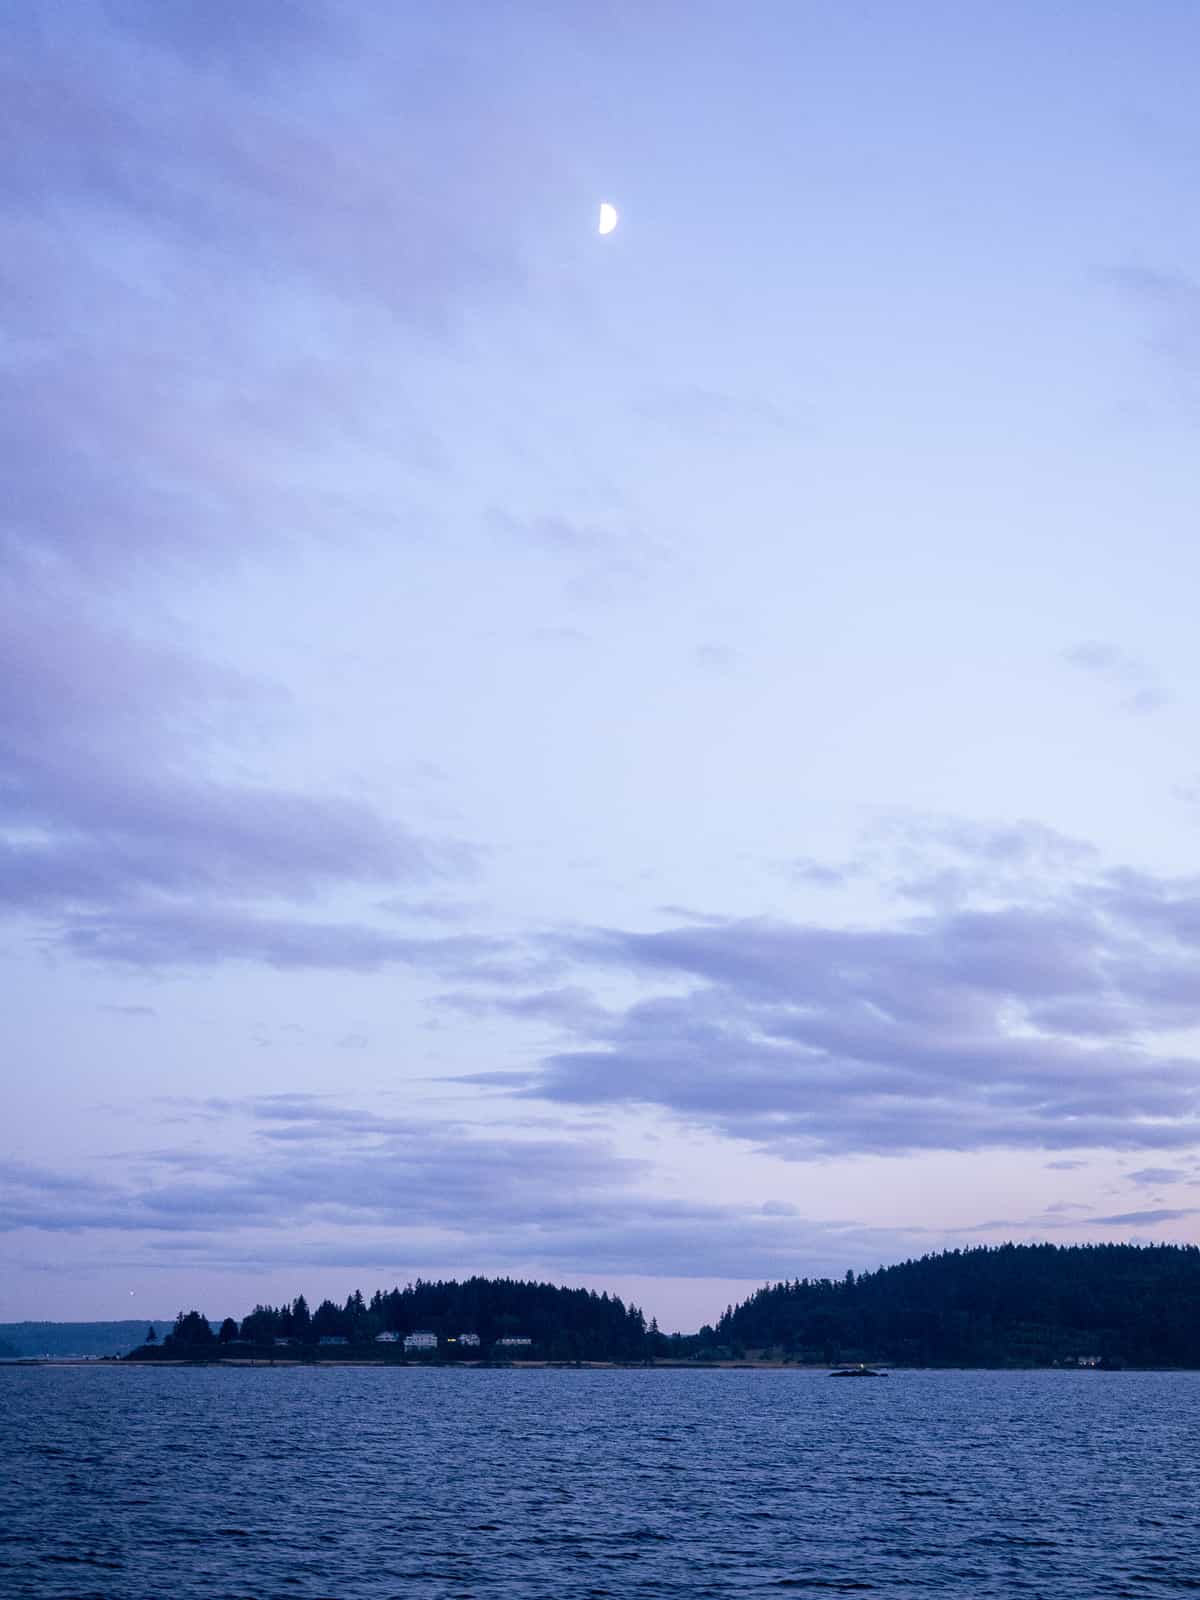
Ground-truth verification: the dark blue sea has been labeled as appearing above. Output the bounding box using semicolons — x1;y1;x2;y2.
2;1365;1198;1598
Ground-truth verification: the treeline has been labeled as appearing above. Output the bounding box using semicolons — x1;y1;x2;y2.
145;1276;675;1362
712;1243;1200;1367
0;1321;174;1359
133;1244;1200;1367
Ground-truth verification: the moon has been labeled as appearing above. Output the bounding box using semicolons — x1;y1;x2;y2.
598;202;618;236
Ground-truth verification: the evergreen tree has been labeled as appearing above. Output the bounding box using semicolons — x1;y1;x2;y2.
292;1294;312;1342
312;1298;345;1339
165;1310;215;1349
716;1243;1200;1367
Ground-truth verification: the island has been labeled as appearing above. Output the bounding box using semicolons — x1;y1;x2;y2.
113;1243;1200;1369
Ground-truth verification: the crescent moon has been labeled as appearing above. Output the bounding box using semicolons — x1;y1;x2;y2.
598;202;618;236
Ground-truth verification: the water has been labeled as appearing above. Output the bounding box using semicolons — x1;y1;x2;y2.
2;1365;1198;1598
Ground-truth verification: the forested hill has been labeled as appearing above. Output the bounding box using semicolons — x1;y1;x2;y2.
136;1276;658;1362
715;1243;1200;1367
0;1321;174;1358
113;1245;1200;1366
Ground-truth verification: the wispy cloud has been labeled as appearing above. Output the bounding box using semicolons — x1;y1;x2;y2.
61;910;504;975
1062;640;1167;715
1085;1208;1198;1227
1101;264;1200;387
0;1098;932;1281
0;565;476;966
457;835;1200;1162
0;8;536;967
1126;1167;1190;1187
783;817;1098;911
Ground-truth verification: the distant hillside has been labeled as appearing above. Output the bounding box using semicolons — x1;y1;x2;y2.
130;1279;654;1362
0;1321;173;1358
713;1243;1200;1367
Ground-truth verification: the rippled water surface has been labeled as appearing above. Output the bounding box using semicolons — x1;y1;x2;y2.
2;1365;1199;1598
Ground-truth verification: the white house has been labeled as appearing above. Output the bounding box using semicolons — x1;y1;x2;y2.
403;1330;438;1352
375;1331;400;1343
496;1336;532;1348
319;1335;348;1346
458;1332;481;1347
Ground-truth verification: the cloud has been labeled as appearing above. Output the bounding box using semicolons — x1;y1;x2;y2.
1;6;554;572
0;565;475;967
892;816;1097;874
1062;640;1166;714
1126;1167;1189;1187
0;5;556;970
694;644;741;672
146;1211;930;1285
9;1085;1196;1283
784;858;858;889
99;0;341;75
438;985;611;1033
831;815;1099;911
61;908;503;974
0;1104;643;1237
375;897;486;926
1101;264;1200;385
487;508;615;557
0;773;454;914
484;505;667;607
1084;1208;1198;1227
0;1098;932;1281
464;842;1200;1161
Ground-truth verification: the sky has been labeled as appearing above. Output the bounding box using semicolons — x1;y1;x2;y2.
4;2;1200;1331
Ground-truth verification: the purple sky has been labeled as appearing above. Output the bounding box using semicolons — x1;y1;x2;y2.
5;3;1200;1330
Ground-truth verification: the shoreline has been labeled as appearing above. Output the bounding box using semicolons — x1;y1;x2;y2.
9;1356;1185;1371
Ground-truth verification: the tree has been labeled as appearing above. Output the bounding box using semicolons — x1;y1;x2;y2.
292;1295;312;1342
218;1318;239;1344
240;1304;280;1345
145;1325;158;1345
166;1310;215;1349
345;1289;368;1340
312;1298;345;1340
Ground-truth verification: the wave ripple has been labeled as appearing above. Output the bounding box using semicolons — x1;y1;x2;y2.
2;1367;1199;1597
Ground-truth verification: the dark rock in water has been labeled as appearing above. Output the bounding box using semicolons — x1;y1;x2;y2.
830;1365;886;1377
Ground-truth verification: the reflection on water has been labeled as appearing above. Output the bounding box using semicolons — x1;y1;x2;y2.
2;1365;1198;1597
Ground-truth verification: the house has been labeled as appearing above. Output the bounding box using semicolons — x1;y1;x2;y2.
319;1335;348;1346
273;1337;293;1347
375;1331;401;1344
458;1332;481;1347
496;1336;532;1348
403;1330;438;1352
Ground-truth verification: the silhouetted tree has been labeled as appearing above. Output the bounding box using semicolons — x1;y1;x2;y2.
165;1310;215;1349
717;1243;1200;1367
312;1298;345;1340
240;1304;281;1344
292;1295;312;1342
